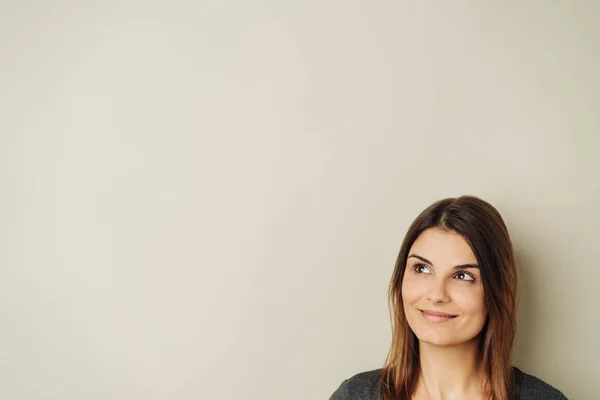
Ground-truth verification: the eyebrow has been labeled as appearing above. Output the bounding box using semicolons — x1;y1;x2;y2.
407;253;479;270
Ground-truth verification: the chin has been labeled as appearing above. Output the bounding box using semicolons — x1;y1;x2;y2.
414;330;461;346
412;326;484;347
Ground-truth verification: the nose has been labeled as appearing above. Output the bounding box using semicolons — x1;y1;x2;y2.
426;277;450;304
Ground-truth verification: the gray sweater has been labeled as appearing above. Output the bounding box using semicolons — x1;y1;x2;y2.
329;367;567;400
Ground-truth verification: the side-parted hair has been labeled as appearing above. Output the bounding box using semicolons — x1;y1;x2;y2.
379;195;519;400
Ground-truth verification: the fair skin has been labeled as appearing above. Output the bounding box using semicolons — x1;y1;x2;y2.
402;227;488;400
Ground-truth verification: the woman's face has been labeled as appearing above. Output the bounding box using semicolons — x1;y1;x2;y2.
401;227;487;347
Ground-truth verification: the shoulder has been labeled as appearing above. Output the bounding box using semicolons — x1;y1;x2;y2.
330;367;568;400
514;367;568;400
329;369;382;400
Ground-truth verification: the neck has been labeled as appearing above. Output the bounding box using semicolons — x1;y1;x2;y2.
417;338;484;400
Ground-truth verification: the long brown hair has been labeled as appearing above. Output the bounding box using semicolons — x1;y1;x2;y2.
379;195;519;400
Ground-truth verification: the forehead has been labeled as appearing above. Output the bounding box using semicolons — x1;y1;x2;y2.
408;228;478;266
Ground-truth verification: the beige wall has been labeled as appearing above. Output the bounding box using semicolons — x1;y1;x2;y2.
1;1;598;399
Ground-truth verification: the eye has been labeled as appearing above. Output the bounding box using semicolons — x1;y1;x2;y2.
454;271;475;282
413;263;432;274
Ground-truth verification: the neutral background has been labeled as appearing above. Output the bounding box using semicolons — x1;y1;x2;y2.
1;1;598;399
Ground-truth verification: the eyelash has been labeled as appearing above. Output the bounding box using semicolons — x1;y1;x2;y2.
411;263;476;283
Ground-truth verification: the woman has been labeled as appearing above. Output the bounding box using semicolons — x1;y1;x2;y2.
330;196;567;400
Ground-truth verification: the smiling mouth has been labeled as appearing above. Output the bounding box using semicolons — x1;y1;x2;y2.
419;309;458;322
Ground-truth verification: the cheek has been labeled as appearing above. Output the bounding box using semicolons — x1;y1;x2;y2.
401;272;420;304
454;285;486;316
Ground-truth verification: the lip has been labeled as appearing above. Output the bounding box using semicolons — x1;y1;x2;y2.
419;309;458;322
